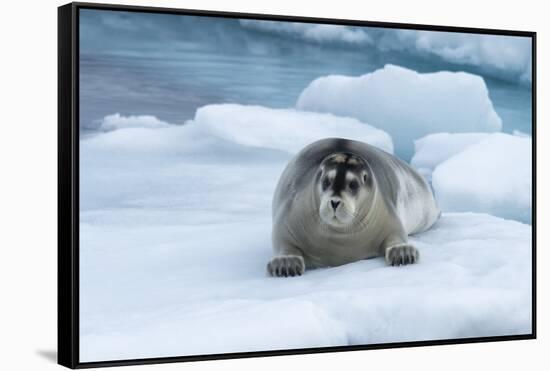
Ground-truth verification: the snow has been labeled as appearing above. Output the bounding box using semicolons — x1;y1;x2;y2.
297;65;502;158
432;133;532;224
79;110;532;362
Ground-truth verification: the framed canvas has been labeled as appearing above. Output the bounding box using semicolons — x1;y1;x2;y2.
58;2;536;368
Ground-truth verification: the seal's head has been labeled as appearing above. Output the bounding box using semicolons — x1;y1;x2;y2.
316;152;374;228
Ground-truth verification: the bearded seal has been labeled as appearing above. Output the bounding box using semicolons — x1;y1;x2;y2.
268;138;440;277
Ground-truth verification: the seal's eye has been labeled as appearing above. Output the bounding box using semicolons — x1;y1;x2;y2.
349;180;359;191
322;178;331;190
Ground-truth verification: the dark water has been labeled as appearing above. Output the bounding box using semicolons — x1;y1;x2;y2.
79;10;532;137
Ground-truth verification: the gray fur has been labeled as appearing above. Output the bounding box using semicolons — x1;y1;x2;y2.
268;138;440;277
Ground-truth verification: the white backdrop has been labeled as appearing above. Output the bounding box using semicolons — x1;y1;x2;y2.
0;0;546;370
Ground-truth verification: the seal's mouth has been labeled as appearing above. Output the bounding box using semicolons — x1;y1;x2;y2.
327;211;349;225
319;196;356;227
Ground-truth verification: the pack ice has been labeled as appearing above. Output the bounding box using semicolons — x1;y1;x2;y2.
296;64;502;158
79;107;532;361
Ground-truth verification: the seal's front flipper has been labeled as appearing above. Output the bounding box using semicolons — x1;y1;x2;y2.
385;244;419;266
381;235;419;266
267;255;305;277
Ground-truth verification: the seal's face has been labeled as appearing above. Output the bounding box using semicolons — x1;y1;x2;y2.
317;153;373;228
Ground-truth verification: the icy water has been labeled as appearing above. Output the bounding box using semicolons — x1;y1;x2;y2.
79;12;532;136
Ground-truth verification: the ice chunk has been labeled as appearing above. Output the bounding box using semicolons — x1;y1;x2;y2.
190;103;393;154
411;132;491;179
432;133;532;223
85;104;393;157
98;113;171;131
297;64;502;158
80;105;393;211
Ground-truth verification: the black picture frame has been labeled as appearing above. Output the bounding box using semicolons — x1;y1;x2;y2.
58;2;537;368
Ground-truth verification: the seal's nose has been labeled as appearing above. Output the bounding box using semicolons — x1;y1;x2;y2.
330;200;340;211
